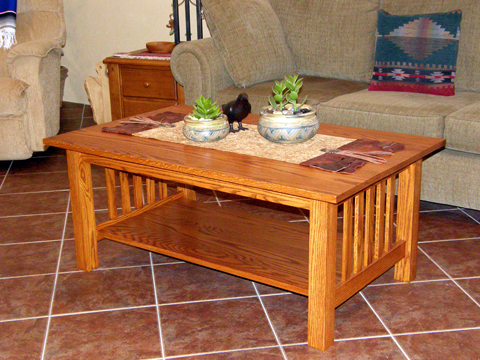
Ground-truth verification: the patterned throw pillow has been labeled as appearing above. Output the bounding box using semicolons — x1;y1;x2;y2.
369;10;462;96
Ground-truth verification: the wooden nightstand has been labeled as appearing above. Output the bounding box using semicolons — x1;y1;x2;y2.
104;53;184;120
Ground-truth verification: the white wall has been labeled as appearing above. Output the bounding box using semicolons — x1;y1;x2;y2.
62;0;208;104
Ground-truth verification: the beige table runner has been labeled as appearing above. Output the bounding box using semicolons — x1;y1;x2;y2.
134;122;355;165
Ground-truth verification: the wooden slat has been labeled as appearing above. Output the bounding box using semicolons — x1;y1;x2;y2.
159;180;168;199
342;198;353;282
119;171;131;214
105;168;117;220
374;181;386;258
385;175;396;252
146;178;156;204
178;183;196;201
364;186;375;266
353;194;364;274
335;241;406;306
133;175;144;209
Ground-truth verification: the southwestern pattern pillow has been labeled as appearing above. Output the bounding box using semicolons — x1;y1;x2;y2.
369;10;462;96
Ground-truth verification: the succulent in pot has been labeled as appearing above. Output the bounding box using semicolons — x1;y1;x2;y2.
183;96;230;142
258;74;319;144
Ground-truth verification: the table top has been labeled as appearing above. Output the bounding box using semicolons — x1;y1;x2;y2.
44;105;445;204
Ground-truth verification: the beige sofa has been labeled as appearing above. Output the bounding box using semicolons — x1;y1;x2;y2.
0;0;66;160
171;0;480;210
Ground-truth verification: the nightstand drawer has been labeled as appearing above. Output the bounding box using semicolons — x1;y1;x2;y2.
122;68;177;100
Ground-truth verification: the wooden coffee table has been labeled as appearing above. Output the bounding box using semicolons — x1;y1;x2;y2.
44;105;445;351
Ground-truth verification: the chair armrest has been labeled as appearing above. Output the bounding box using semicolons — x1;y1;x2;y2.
171;37;234;105
6;39;63;66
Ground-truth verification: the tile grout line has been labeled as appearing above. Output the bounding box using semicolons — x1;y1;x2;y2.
252;282;288;360
359;291;411;360
459;207;480;225
150;252;166;360
418;246;480;308
212;189;223;207
0;161;12;190
40;193;71;360
418;236;480;244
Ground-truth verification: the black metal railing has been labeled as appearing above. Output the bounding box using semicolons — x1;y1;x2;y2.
172;0;203;44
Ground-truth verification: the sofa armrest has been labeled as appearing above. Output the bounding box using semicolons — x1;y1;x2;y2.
171;37;234;105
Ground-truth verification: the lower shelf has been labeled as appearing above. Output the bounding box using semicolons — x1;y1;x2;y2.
97;197;310;295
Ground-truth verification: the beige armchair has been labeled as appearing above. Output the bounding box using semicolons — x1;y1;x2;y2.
0;0;66;160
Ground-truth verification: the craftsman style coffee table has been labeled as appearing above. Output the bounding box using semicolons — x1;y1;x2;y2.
44;105;445;351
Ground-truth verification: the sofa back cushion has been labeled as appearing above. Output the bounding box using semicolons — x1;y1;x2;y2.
269;0;380;83
381;0;480;92
202;0;296;88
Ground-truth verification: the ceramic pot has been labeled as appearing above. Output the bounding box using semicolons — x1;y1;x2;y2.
182;114;230;142
257;105;319;144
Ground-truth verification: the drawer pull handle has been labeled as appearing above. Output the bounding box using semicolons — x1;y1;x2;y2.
144;82;150;88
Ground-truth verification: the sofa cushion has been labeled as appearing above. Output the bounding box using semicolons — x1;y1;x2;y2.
318;89;480;138
269;0;380;83
369;10;462;96
0;77;28;117
215;76;369;114
445;101;480;154
202;0;296;88
380;0;480;93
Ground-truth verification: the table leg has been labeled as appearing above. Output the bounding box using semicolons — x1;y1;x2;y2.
308;200;338;350
394;160;422;282
66;150;99;271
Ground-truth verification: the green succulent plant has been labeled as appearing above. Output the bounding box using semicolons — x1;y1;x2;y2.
268;73;307;112
191;95;222;120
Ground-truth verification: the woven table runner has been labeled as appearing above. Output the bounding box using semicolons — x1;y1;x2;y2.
133;121;355;165
102;112;403;174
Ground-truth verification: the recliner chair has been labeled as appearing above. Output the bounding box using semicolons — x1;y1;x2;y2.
0;0;66;160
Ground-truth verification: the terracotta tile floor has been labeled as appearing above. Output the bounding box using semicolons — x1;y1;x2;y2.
1;102;480;359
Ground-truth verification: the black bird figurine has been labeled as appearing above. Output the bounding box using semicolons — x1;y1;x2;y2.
222;93;251;133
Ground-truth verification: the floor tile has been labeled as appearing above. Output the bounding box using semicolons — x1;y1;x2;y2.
362;281;480;333
0;275;54;320
419;200;457;211
45;308;162;359
396;329;480;360
170;347;285;359
463;208;480;223
420;239;480;278
59;239;152;272
0;191;69;217
8;155;68;174
0;318;47;360
371;250;448;285
255;282;289;295
154;262;256;304
0;161;11;175
0;242;60;277
262;293;387;345
455;278;480;303
0;213;67;244
160;298;277;357
0;172;70;194
417;210;480;242
283;337;407;360
53;267;155;314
